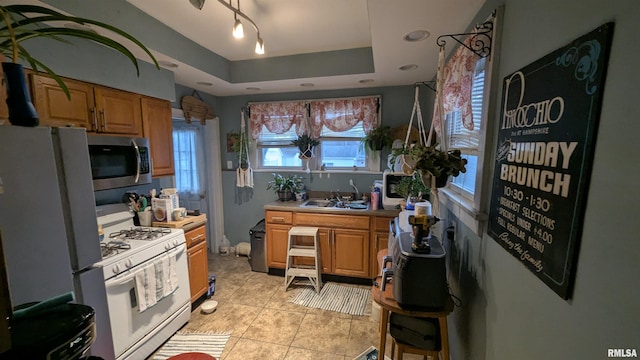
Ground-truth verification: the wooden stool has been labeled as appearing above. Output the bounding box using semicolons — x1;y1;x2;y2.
167;352;216;360
284;226;322;293
390;338;440;360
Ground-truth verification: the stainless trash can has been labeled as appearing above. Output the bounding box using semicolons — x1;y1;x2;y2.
249;219;267;272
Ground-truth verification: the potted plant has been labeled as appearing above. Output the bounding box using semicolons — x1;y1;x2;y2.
396;173;431;200
230;131;250;168
266;173;304;201
363;125;393;151
291;133;320;159
0;4;158;126
390;144;468;188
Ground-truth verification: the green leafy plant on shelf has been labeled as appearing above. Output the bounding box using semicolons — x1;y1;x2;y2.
266;173;304;201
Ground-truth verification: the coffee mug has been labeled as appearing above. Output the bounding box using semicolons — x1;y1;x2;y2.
173;207;187;221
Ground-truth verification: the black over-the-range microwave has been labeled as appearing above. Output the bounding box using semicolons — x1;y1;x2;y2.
87;134;152;191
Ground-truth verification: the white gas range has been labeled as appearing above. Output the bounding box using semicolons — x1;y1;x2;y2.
96;204;191;360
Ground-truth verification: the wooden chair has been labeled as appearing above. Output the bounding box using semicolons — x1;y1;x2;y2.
390;337;441;360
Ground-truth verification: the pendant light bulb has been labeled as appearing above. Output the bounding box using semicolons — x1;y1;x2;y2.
255;35;264;54
232;16;244;39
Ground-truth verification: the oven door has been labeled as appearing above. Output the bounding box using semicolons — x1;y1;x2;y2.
104;245;190;358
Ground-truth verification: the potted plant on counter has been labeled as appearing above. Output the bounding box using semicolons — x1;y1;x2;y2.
266;173;304;201
0;4;158;126
291;133;320;159
363;125;393;151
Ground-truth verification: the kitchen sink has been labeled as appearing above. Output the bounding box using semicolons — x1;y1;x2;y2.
300;199;336;207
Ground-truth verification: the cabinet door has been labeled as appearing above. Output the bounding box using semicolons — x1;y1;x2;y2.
141;96;174;177
332;228;370;277
266;223;291;268
31;74;96;130
94;86;142;136
187;239;209;303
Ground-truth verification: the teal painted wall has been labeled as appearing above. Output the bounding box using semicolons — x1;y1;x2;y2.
443;1;640;359
215;85;433;245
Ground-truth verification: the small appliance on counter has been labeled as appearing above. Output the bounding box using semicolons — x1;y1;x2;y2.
391;232;447;310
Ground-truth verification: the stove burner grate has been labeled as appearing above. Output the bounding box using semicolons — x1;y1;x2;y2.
100;240;132;258
109;227;172;241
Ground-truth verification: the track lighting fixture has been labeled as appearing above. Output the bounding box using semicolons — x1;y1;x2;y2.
232;15;244;39
217;0;264;54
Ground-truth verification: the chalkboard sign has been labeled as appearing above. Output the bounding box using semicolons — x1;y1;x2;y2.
487;23;614;299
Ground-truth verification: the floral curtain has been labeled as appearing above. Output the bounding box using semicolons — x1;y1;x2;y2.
308;97;378;138
249;101;307;140
441;34;479;131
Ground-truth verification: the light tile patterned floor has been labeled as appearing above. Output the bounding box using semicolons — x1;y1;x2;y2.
173;253;425;360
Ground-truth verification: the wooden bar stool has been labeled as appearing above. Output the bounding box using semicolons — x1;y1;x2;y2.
390;338;440;360
284;226;322;293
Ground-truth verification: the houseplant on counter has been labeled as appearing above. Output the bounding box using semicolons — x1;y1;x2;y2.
0;4;158;126
266;173;304;201
291;133;320;159
390;144;468;188
363;125;393;151
396;172;431;208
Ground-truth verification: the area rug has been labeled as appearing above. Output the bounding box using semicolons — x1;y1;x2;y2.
289;282;370;316
153;331;231;360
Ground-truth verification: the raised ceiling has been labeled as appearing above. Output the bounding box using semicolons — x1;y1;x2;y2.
32;0;487;96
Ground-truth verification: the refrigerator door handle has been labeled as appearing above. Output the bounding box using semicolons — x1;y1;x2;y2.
131;138;141;183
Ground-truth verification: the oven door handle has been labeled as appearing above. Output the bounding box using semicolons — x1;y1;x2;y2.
131;138;141;183
108;269;138;287
107;244;187;287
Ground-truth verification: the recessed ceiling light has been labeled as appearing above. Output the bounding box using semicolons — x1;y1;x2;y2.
246;87;261;91
158;60;178;68
359;79;374;84
300;83;315;87
403;30;430;42
196;81;212;86
399;64;418;71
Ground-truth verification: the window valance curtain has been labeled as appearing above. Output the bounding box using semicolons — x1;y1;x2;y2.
442;34;480;132
249;97;379;140
249;101;307;140
308;97;378;138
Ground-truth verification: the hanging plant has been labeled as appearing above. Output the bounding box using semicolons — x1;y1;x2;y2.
363;125;393;151
390;144;468;188
291;134;320;159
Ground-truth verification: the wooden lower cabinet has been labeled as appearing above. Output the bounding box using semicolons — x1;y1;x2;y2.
371;216;393;276
332;228;370;277
266;223;290;268
264;210;397;278
185;225;209;303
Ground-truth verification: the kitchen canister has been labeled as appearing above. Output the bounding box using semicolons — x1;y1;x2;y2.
414;201;432;217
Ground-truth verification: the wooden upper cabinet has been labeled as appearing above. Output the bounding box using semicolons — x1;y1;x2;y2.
31;74;96;130
94;86;142;136
30;73;143;136
141;96;174;177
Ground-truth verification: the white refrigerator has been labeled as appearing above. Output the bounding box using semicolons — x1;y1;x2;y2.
0;126;115;359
